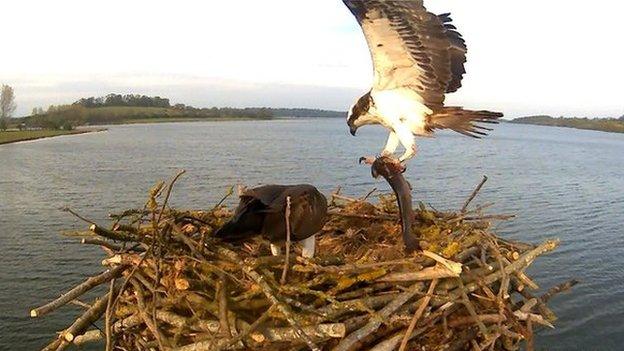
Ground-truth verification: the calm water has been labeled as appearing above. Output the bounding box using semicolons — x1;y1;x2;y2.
1;119;622;350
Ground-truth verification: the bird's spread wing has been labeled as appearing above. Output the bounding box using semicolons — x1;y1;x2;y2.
343;0;467;110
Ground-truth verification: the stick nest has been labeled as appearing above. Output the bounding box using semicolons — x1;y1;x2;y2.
35;174;575;351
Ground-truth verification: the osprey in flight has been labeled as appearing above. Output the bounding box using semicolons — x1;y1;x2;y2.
343;0;502;165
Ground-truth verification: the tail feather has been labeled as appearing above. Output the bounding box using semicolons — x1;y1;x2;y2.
214;199;266;242
427;107;503;138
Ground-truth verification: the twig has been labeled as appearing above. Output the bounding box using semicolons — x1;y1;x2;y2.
131;280;167;349
333;282;423;351
61;207;96;225
216;246;321;351
89;224;136;242
360;187;377;201
105;279;115;351
327;210;395;220
435;239;560;307
31;265;127;318
217;305;275;351
461;175;488;212
457;278;489;336
526;319;534;351
62;288;118;342
157;169;186;224
80;238;124;252
398;279;438;351
539;279;579;303
212;185;235;210
281;196;292;285
217;273;232;337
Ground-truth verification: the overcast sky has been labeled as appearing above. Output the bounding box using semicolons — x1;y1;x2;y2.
2;0;623;118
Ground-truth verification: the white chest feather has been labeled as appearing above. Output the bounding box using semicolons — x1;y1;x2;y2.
370;89;432;135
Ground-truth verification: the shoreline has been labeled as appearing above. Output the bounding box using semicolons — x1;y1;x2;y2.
0;128;107;145
99;116;274;125
510;118;624;135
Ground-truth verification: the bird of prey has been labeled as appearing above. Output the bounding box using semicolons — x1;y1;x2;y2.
214;184;327;258
343;0;502;166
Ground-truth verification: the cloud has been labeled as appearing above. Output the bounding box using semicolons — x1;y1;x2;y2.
2;0;623;118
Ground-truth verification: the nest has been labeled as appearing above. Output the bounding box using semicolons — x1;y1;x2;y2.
34;172;576;351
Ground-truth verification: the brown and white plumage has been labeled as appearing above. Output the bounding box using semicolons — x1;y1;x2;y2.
344;0;502;163
214;184;327;258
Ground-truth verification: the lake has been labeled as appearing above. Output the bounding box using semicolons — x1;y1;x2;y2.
1;118;622;350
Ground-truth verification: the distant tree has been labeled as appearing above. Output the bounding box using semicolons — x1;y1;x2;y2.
61;121;74;130
619;115;624;121
1;84;17;121
0;117;7;131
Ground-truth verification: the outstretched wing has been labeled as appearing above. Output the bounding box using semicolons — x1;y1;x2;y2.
343;0;467;110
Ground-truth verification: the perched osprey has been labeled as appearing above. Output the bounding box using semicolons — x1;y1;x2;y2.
343;0;502;165
214;184;327;258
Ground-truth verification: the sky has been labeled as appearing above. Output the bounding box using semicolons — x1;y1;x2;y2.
1;0;623;118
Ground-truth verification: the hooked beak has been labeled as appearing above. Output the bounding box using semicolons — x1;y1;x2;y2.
349;124;357;136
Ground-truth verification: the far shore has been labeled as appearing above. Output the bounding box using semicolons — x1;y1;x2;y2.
102;116;274;125
0;128;107;145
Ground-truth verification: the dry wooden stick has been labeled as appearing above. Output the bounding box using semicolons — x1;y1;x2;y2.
31;264;127;318
80;237;124;252
436;239;560;307
360;187;378;201
61;207;96;225
448;314;507;327
61;287;118;343
539;279;579;303
212;185;235;210
72;314;144;345
398;279;438;351
172;324;346;351
379;266;456;282
327;209;395;220
217;273;232;337
461;175;488;212
105;279;115;351
421;251;462;275
526;319;534;351
457;278;489;336
130;280;167;349
333;282;423;351
216;305;275;351
281;196;292;285
69;299;91;309
89;224;136;242
157;169;186;224
216;246;321;351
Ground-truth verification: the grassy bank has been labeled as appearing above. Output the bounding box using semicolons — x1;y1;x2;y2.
18;106;274;128
0;129;105;145
510;115;624;134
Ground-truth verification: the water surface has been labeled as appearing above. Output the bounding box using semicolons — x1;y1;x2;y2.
1;119;622;349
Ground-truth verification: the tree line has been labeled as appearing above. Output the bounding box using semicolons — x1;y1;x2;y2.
74;94;171;108
511;115;624;134
1;90;345;131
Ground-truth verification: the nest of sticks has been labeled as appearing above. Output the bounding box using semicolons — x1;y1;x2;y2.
34;171;576;351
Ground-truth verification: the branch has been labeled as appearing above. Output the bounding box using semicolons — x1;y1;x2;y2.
31;265;127;318
461;175;488;212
